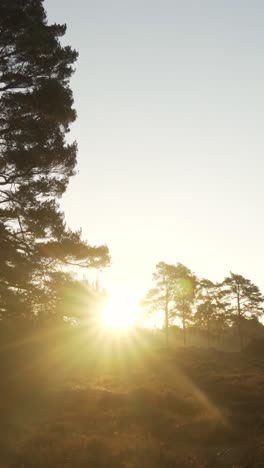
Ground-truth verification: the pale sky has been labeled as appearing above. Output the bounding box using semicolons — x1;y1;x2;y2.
45;0;264;298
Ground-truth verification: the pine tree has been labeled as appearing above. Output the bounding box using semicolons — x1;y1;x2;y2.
0;0;109;318
195;279;228;348
223;273;264;350
172;263;197;347
143;262;177;347
142;262;196;347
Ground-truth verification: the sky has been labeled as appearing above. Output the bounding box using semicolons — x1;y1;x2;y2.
45;0;264;299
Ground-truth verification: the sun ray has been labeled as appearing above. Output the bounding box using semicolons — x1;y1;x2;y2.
100;288;139;333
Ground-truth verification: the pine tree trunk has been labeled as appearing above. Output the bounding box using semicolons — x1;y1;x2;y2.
183;315;186;347
207;318;210;350
165;289;169;348
237;288;243;351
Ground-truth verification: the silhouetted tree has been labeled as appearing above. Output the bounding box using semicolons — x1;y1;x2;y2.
223;273;264;351
142;262;177;347
142;262;196;347
0;0;109;318
171;263;197;347
195;279;227;348
43;272;106;327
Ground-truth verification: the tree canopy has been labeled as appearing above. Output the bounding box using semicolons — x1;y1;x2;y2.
0;0;110;319
142;264;264;350
223;273;264;350
142;262;197;346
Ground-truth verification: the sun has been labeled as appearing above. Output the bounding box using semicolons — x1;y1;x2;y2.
100;289;139;333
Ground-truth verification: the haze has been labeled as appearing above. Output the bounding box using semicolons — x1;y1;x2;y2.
45;0;264;296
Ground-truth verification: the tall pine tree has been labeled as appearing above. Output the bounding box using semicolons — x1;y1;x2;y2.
223;273;264;350
142;262;196;347
0;0;109;318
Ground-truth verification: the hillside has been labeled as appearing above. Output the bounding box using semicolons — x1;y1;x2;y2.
1;332;264;467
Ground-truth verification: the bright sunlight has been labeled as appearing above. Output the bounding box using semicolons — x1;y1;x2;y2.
100;288;139;332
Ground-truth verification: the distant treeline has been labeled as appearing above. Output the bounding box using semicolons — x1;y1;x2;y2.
142;262;264;351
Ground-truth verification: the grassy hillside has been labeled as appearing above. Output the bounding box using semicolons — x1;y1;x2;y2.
1;329;264;467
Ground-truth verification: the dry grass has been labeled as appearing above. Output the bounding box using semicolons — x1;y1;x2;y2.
1;335;264;467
